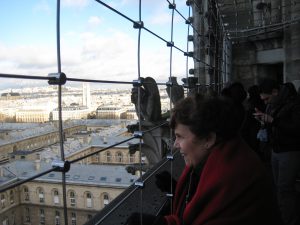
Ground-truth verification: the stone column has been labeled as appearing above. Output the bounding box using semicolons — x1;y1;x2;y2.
192;0;207;85
283;0;300;89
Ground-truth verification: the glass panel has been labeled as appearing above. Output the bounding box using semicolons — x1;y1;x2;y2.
86;198;92;208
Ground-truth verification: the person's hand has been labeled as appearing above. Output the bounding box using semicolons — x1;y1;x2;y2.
253;108;273;124
155;171;177;193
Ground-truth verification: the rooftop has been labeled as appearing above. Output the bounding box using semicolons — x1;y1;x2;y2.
1;160;138;188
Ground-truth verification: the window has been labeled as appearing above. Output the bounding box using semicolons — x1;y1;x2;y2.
87;214;93;221
24;186;30;201
9;190;14;204
86;192;92;208
53;189;59;204
11;211;15;225
103;193;109;207
40;209;45;225
55;211;60;225
69;191;76;207
93;153;99;162
88;176;95;180
106;151;111;162
71;212;76;225
38;188;44;203
1;194;6;209
73;175;80;180
129;153;135;163
116;152;123;163
25;207;30;222
2;218;8;225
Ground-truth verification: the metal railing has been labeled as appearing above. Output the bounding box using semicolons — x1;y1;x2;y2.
0;0;231;224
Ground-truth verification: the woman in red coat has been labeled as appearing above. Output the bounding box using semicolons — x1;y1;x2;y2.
128;95;280;225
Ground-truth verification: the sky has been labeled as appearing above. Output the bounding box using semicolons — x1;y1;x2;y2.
0;0;193;91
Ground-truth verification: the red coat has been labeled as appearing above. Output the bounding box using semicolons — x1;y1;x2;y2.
164;137;278;225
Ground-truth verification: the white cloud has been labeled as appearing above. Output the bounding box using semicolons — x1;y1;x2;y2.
0;28;188;90
88;16;102;27
0;44;57;71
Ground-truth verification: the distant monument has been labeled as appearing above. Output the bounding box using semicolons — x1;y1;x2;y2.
82;83;91;108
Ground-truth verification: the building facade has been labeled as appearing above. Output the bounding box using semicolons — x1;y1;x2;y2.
16;110;50;123
0;161;137;225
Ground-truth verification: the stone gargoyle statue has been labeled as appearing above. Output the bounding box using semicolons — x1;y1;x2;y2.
166;76;184;105
127;77;173;173
131;77;162;122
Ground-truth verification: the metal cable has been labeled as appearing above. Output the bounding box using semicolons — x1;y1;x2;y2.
0;73;50;80
0;121;168;194
0;0;231;223
135;1;145;224
167;2;175;211
55;1;68;224
0;167;57;193
68;121;168;164
69;136;136;164
93;0;215;67
230;20;300;40
94;150;178;225
94;0;186;56
94;0;136;24
0;73;180;86
186;5;191;82
227;16;300;33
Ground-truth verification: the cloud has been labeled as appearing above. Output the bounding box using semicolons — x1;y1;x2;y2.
88;16;102;27
0;43;57;71
0;28;188;90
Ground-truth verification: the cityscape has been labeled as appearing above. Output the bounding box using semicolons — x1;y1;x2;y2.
0;83;172;225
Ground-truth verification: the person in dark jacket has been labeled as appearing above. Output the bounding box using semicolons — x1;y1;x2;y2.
220;82;247;131
127;94;279;225
256;79;300;225
243;85;268;160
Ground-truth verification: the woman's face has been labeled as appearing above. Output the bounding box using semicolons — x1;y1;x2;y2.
174;124;210;167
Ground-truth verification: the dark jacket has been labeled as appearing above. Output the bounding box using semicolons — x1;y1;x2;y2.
268;86;300;153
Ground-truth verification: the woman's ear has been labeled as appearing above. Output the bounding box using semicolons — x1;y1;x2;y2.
205;132;216;150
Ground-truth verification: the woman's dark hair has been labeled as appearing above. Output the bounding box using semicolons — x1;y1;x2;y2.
274;82;298;107
247;85;265;112
221;82;247;104
170;94;241;140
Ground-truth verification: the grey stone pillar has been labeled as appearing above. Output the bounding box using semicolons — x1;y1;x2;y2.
283;0;300;88
192;0;208;85
271;0;282;24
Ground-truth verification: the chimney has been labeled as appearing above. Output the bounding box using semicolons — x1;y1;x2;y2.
36;153;41;160
103;137;107;144
34;159;41;171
